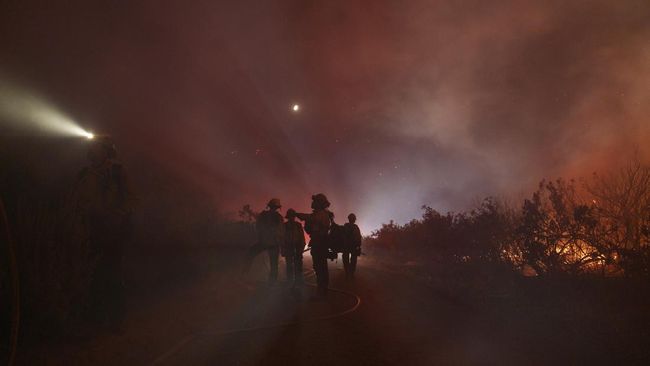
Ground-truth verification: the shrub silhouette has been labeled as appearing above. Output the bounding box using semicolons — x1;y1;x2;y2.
368;159;650;279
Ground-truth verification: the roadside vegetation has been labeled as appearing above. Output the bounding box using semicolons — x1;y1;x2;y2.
367;157;650;280
365;158;650;362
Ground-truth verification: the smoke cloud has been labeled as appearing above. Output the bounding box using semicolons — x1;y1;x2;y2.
1;0;649;232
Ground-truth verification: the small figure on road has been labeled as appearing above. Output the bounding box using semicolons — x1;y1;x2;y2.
296;194;332;298
244;198;284;283
282;209;306;287
342;213;362;279
72;136;135;332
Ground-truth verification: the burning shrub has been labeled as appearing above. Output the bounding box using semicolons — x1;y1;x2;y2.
368;158;650;279
516;179;603;277
586;158;650;277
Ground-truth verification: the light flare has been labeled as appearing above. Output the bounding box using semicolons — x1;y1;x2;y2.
0;79;93;139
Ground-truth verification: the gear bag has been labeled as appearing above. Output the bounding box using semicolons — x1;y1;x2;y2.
327;223;345;254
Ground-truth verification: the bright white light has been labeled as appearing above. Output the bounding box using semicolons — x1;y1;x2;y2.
292;104;300;112
85;132;95;140
0;78;92;138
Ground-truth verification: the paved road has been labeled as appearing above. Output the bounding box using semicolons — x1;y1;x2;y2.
25;255;641;365
147;258;527;366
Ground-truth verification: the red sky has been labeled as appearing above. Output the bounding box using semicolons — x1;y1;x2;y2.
1;0;649;232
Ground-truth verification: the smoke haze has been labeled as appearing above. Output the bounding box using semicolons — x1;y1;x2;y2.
1;0;649;232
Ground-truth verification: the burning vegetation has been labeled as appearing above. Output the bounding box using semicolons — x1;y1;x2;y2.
366;157;650;278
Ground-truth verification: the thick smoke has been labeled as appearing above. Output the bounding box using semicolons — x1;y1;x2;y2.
1;0;648;232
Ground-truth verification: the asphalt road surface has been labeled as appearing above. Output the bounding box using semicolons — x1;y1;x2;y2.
145;257;527;366
23;255;642;365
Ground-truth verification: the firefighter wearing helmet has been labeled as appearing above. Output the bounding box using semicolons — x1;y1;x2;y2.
296;193;332;298
71;135;135;331
282;208;306;288
342;213;362;279
244;198;285;282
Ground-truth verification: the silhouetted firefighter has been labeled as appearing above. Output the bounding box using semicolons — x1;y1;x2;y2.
243;198;284;283
71;136;134;332
327;212;345;259
282;209;306;288
342;213;362;279
296;194;332;298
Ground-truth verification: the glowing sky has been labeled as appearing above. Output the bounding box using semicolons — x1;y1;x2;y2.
1;0;649;233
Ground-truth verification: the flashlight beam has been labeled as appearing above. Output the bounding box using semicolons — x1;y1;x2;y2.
0;78;93;138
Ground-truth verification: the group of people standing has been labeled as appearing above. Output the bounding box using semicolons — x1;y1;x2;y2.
71;136;362;333
245;194;362;298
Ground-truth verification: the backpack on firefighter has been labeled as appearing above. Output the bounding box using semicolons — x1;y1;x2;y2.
328;222;345;255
